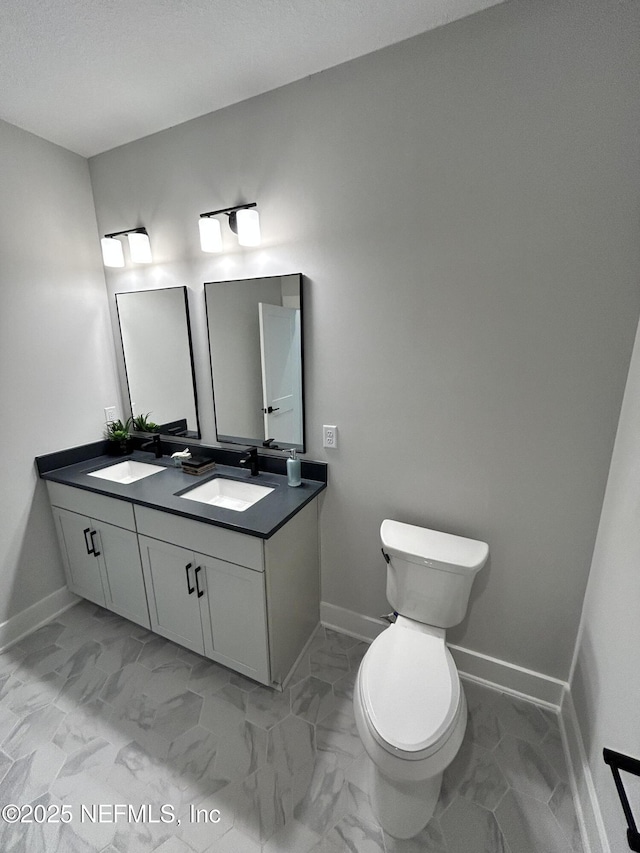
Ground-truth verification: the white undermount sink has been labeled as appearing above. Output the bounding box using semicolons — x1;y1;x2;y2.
88;460;166;484
180;477;274;512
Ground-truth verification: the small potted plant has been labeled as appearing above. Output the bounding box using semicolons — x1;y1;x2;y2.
132;413;160;433
105;417;133;456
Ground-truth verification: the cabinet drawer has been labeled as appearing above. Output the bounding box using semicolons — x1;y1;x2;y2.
46;482;135;531
134;506;264;571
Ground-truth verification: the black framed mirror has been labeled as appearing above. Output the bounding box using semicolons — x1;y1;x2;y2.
204;273;305;452
116;286;200;438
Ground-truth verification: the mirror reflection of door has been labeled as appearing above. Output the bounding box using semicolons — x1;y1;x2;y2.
205;274;305;451
259;303;302;445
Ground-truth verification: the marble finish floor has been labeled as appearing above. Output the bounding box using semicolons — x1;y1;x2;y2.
0;601;584;852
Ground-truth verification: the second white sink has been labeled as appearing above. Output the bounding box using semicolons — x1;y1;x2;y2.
180;477;274;512
88;460;166;484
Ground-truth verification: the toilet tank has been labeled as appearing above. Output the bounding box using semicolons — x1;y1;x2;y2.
381;520;489;628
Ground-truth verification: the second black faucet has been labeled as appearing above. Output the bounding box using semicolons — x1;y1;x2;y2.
141;434;163;459
239;446;260;477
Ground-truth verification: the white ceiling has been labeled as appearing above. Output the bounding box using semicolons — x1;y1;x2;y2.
0;0;504;158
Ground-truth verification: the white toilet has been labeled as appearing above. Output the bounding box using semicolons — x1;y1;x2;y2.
353;519;489;839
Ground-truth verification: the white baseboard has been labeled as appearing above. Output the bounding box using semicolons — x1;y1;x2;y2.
320;602;388;644
320;601;565;707
448;643;565;708
0;586;80;653
561;689;610;853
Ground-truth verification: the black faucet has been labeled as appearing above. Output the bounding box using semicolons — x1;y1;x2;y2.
239;446;260;477
141;434;163;459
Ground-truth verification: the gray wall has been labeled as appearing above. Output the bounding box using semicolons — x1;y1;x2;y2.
571;314;640;851
0;119;120;626
90;0;640;681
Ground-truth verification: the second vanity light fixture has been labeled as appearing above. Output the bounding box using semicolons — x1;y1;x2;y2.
101;228;152;268
199;202;261;253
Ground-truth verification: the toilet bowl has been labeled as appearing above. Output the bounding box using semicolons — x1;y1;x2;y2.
353;520;488;839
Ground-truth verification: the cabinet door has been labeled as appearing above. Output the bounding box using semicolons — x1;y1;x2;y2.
52;508;106;607
200;555;269;684
139;536;204;654
95;522;150;629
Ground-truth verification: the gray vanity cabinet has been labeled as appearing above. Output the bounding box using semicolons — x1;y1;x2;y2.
135;501;319;689
48;483;151;629
137;537;207;654
137;510;270;685
45;477;320;690
52;507;107;607
202;555;269;680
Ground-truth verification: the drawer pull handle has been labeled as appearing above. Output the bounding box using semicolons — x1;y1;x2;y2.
195;566;204;598
89;530;101;557
185;563;195;595
83;527;94;555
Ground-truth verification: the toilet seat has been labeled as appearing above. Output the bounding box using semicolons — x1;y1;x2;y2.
359;623;460;760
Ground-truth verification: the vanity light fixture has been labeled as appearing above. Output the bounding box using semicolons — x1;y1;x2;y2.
198;216;223;253
199;202;261;252
101;228;152;268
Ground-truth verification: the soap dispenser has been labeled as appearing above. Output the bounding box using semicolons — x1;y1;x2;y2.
286;449;301;487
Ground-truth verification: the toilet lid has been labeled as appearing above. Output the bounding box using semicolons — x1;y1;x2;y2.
360;626;459;756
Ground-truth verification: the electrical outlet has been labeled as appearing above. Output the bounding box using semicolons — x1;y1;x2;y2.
104;406;117;423
323;425;338;449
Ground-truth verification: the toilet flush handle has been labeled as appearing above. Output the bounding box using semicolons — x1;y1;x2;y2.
381;548;390;563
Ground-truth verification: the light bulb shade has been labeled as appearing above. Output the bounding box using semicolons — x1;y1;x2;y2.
236;208;261;247
101;237;125;268
127;231;152;263
199;217;223;253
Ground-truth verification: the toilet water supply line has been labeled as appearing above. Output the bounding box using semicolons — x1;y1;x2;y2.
380;548;397;623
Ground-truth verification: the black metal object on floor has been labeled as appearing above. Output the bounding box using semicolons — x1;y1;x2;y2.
603;747;640;851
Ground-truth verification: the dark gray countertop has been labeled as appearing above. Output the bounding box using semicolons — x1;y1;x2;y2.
38;449;326;539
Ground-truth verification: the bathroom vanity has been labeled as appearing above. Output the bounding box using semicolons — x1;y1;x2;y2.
37;443;326;690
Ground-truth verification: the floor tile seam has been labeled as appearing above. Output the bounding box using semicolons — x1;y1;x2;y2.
546;788;584;853
141;682;197;708
466;795;512;851
312;790;349;841
49;758;133;805
195;707;239;738
553;810;584;853
0;676;27;704
496;732;563;791
0;759;13;786
290;693;337;727
547;776;573;808
54;731;120;766
109;703;160;734
54;758;127;795
494;716;552;747
313;699;339;727
495;728;562;763
496;784;579;851
187;679;233;700
330;806;386;848
493;758;560;805
137;656;180;674
490;782;511;814
62;663;113;690
147;659;196;679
